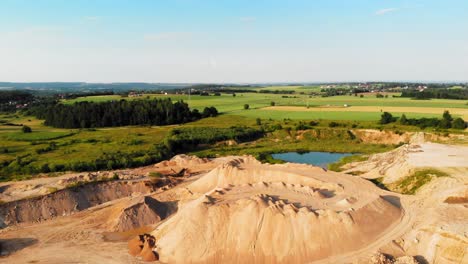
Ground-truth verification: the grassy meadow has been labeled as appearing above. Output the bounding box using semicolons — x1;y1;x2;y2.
1;90;466;180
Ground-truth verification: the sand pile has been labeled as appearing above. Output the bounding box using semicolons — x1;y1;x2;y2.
105;196;169;232
137;157;403;263
155;154;210;168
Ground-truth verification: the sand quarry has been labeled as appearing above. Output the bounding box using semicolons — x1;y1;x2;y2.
0;138;467;263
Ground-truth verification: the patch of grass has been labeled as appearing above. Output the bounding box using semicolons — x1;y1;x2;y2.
394;168;449;195
328;154;369;172
7;131;75;141
148;171;163;184
149;172;163;178
47;187;59;194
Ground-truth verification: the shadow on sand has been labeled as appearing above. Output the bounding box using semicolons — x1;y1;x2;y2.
0;237;38;256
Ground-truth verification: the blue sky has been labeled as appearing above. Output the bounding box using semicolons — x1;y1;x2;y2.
0;0;467;83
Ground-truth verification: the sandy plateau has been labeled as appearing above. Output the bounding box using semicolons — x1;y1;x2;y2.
0;137;467;263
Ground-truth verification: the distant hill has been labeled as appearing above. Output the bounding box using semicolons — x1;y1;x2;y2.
0;82;191;94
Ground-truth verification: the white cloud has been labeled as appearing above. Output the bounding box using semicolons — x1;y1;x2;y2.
240;17;256;22
375;8;398;16
143;32;193;41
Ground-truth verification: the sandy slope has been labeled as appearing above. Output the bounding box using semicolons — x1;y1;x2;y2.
343;139;468;263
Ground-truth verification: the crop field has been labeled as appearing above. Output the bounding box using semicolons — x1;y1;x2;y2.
64;92;468;113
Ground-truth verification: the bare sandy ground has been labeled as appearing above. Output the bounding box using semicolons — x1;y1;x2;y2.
343;140;468;263
264;106;468;119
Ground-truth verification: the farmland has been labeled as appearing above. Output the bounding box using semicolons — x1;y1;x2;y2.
1;90;466;180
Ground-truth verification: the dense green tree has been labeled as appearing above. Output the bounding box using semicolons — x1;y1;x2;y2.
30;98;217;128
380;112;395;124
400;114;408;124
442;111;453;122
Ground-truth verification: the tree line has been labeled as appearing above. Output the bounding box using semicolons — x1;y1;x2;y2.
380;111;466;129
400;88;468;100
29;98;218;128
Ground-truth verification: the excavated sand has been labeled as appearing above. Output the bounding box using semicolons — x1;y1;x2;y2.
344;141;468;184
1;149;466;263
148;157;403;263
345;138;468;264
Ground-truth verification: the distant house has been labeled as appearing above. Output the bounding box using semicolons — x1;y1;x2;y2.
128;91;142;97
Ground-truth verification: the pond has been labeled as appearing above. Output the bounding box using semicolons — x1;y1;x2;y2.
271;151;354;169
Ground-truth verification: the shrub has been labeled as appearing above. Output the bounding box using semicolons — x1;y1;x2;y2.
270;101;275;106
328;121;340;127
22;125;32;133
400;114;408;124
452;118;466;129
380;112;395;124
244;104;249;110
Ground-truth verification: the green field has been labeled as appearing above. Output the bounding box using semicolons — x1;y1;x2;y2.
235;110;443;121
64;93;468;112
1;91;466;180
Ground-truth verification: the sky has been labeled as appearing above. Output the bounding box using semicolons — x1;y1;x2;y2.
0;0;467;83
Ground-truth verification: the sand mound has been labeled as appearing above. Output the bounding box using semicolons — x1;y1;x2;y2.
155;154;209;168
106;196;169;232
143;157;402;263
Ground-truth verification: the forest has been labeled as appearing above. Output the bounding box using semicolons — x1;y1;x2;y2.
400;88;468;100
29;98;218;128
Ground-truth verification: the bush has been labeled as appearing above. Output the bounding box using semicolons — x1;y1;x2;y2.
244;104;249;110
380;112;395;124
22;125;32;133
328;121;341;127
270;101;275;106
452;118;466;129
400;114;408;124
256;118;262;125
